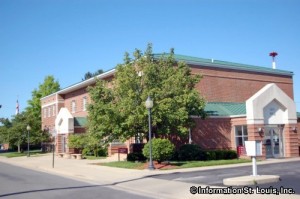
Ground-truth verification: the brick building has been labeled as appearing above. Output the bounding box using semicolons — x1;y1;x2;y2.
41;54;300;158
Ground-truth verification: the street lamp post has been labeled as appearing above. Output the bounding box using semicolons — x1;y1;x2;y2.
145;96;155;170
26;125;31;157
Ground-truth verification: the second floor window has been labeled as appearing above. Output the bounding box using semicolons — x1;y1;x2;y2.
52;105;55;116
48;107;51;117
71;100;76;113
83;97;87;111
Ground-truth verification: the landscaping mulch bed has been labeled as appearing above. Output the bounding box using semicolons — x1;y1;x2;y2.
141;161;178;170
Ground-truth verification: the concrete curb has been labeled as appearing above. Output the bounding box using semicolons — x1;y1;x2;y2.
223;175;280;186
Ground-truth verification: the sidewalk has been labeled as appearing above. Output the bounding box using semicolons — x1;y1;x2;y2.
0;154;299;199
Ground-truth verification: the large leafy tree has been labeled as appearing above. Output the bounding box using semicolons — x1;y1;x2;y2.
0;76;60;151
6;113;28;152
26;75;60;142
0;113;38;152
88;44;206;145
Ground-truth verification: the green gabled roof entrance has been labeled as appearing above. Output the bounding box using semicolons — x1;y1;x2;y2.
74;117;87;127
205;102;246;117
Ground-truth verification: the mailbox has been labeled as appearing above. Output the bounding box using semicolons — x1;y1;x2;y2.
245;141;262;156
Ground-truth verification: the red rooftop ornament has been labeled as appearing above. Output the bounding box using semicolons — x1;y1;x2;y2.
269;51;278;69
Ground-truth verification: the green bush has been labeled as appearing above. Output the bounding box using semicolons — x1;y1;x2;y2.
224;150;238;159
127;152;147;162
130;143;145;153
82;148;93;156
177;144;204;161
142;138;175;163
204;150;237;160
170;150;179;161
82;147;107;157
205;151;216;160
95;147;108;157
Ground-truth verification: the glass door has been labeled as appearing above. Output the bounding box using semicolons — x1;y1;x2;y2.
264;126;284;158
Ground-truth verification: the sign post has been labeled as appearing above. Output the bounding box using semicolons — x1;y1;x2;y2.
245;141;262;176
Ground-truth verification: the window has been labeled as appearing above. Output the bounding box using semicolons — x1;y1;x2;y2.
48;107;51;117
71;100;76;113
44;108;47;118
83;97;87;111
52;105;55;116
235;125;248;146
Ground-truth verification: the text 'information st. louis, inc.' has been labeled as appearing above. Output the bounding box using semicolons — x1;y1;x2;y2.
190;186;296;195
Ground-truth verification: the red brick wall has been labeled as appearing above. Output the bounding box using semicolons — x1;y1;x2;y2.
284;124;299;157
298;119;300;156
192;117;233;150
191;65;294;102
64;87;89;118
41;94;57;132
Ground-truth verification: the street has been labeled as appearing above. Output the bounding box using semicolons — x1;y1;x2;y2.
152;160;300;194
0;162;154;199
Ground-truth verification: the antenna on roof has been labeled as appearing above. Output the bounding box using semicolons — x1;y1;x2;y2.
269;51;278;69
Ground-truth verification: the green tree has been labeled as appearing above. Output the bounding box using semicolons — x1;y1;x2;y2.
26;75;60;143
82;69;104;81
6;112;29;152
68;133;106;157
88;44;206;144
0;118;12;144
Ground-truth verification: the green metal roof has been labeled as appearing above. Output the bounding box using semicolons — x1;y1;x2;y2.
74;117;87;127
153;54;293;76
205;102;246;116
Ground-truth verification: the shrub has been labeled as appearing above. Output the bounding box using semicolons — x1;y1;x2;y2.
142;138;175;163
127;152;147;162
224;150;238;159
130;143;145;153
177;144;204;161
82;148;93;156
95;147;108;157
82;147;107;157
204;150;237;160
205;151;216;160
170;150;179;161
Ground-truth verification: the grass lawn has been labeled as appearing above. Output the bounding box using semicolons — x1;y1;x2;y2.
0;150;46;158
98;159;251;170
97;161;145;169
83;155;106;160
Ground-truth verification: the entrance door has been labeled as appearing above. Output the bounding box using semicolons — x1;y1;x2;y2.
264;125;284;158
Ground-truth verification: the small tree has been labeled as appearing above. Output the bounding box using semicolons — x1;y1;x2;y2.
142;138;175;163
68;133;87;149
68;133;106;157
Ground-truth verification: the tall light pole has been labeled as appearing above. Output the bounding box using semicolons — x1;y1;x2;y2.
26;125;31;157
145;96;155;170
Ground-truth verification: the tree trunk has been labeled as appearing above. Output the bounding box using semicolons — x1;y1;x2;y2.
17;144;21;153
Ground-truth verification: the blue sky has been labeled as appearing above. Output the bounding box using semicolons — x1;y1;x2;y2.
1;0;300;119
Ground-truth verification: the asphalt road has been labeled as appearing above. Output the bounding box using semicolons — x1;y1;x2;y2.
0;162;154;199
152;160;300;194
